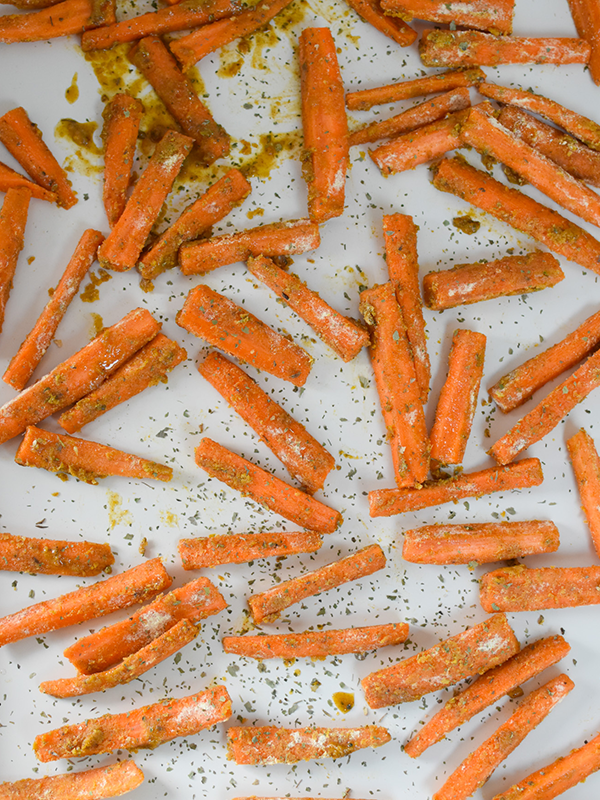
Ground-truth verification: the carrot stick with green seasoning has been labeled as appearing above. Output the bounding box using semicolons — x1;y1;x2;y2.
179;531;323;569
0;761;145;800
0;533;114;576
0;0;115;43
0;187;31;336
567;428;600;557
0;161;57;202
481;564;600;612
342;0;416;48
102;93;143;229
568;0;600;85
381;0;514;34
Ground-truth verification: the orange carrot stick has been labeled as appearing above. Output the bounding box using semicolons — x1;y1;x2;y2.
348;87;471;147
0;187;31;335
138;168;251;281
246;255;370;363
299;27;349;223
0;0;114;43
98;130;193;272
223;622;409;659
0;532;114;576
34;684;231;761
568;0;600;85
177;284;313;386
227;725;391;764
179;219;320;275
102;93;143;229
369;457;544;517
1;0;70;7
433;674;575;800
429;329;486;466
381;0;514;34
64;576;226;674
405;634;571;757
247;544;386;624
342;0;416;48
361;613;519;709
179;531;323;568
195;437;342;533
480;564;600;612
0;557;171;647
567;428;600;557
0;761;144;800
57;333;187;433
3;228;104;391
199;351;335;493
0;160;57;202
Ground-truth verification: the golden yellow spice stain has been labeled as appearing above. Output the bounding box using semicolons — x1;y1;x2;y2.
239;130;302;179
247;207;265;219
159;510;179;527
84;44;142;98
66;73;79;104
106;490;133;529
90;313;104;338
332;691;355;713
80;268;112;304
217;50;245;79
27;256;35;265
55;119;103;178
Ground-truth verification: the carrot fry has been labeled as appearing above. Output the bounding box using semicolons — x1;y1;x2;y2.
360;283;430;488
299;27;349;222
138;168;251;281
433;674;574;800
362;613;519;709
419;29;591;67
0;532;114;576
64;576;226;674
429;329;486;466
381;0;514;34
57;333;187;433
480;564;600;612
227;725;391;764
0;557;171;648
431;156;600;274
568;0;600;86
3;228;104;391
199;351;335;493
0;187;31;335
177;284;313;386
33;684;231;761
102;93;143;229
405;634;571;757
0;307;161;446
246;255;370;363
348;87;471;147
179;219;320;275
223;622;409;659
247;544;386;624
129;36;230;165
0;761;144;800
0;160;57;202
179;531;323;568
342;0;416;48
567;428;600;557
0;0;114;43
369;457;544;517
98;130;193;272
195;438;342;533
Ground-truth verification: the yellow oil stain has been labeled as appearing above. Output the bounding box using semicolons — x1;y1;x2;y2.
247;207;265;219
90;313;104;338
65;73;79;104
160;510;179;527
107;490;133;529
55;119;102;177
332;691;355;713
80;269;112;304
238;130;302;179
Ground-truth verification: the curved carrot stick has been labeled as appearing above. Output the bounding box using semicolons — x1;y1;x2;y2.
179;530;323;568
381;0;514;34
0;187;31;335
0;761;144;799
0;160;57;202
347;68;484;111
567;428;600;557
0;532;114;576
102;93;143;229
343;0;416;47
480;564;600;611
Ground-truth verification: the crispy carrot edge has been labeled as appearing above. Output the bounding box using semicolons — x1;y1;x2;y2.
0;532;114;576
102;93;143;228
0;160;57;202
343;0;416;47
0;761;144;799
381;0;514;35
567;428;600;557
0;187;31;335
480;564;600;611
179;531;323;568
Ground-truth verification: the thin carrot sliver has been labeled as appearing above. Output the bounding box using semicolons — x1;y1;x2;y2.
0;160;57;202
567;428;600;557
102;93;143;229
179;531;323;568
381;0;514;34
0;761;144;800
481;564;600;612
342;0;416;47
0;187;31;335
568;0;600;85
0;532;113;576
0;0;114;43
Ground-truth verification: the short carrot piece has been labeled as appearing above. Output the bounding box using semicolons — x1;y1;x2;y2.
433;674;575;800
369;457;544;517
0;761;145;800
57;333;187;433
429;329;486;466
195;438;342;533
381;0;514;34
0;187;31;335
567;428;600;557
246;255;370;363
223;622;409;659
361;613;519;709
0;557;171;648
299;27;349;223
179;219;320;275
34;684;232;761
227;725;391;764
3;228;104;391
179;531;323;568
247;544;386;624
342;0;416;47
0;532;114;576
0;0;114;43
0;160;57;202
177;284;313;386
405;634;571;758
199;351;335;493
102;93;143;229
481;564;600;612
568;0;600;86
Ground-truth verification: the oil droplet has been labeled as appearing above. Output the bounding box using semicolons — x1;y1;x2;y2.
106;490;133;530
332;691;354;713
90;313;104;338
66;73;79;104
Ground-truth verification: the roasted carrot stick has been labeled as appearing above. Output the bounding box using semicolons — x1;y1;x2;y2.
0;761;144;800
0;160;57;202
0;0;114;43
177;284;313;386
138;168;251;281
431;156;600;274
3;228;104;391
0;557;171;648
433;674;574;800
179;531;323;568
361;613;518;709
381;0;514;34
246;255;370;363
0;187;31;335
567;428;600;557
369;457;544;517
34;684;231;761
227;725;391;764
348;87;471;147
481;564;600;612
405;634;571;758
568;0;600;85
179;219;320;275
0;532;114;576
57;333;187;433
342;0;416;48
223;622;409;659
195;438;342;533
98;130;193;272
247;544;386;624
0;0;70;7
199;352;335;493
64;576;226;674
299;27;349;222
102;93;143;229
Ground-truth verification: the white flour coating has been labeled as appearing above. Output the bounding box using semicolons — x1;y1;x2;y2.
138;609;172;639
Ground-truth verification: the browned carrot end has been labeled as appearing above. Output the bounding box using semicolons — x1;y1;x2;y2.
0;187;31;335
179;531;323;568
343;0;416;47
0;761;145;799
102;93;144;228
480;564;600;611
381;0;514;34
567;428;600;557
0;533;114;576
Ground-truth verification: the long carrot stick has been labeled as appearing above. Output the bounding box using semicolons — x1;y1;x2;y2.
102;93;143;229
567;428;600;557
247;544;386;624
361;613;519;709
0;532;114;576
195;437;342;533
0;187;31;335
0;761;145;800
568;0;600;86
342;0;416;48
381;0;514;34
34;684;232;761
179;531;323;568
480;564;600;612
0;0;114;43
3;228;104;391
0;160;57;202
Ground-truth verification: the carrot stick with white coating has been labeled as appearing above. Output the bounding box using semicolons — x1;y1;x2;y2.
567;428;600;557
179;531;323;568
